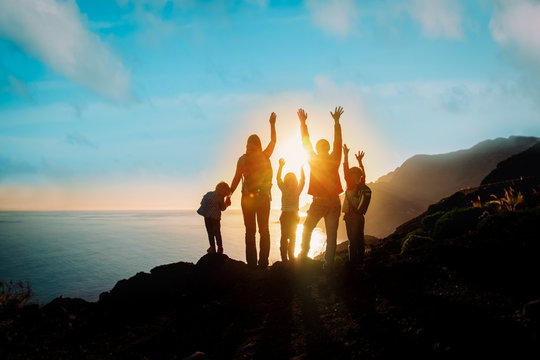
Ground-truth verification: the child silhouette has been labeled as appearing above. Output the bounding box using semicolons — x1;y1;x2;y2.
276;158;305;262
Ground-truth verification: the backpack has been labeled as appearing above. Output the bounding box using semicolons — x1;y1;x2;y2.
241;151;273;195
346;183;372;215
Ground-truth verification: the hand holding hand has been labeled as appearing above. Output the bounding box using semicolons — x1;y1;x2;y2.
297;108;308;123
330;106;344;124
269;112;276;125
355;151;365;162
343;144;350;156
279;158;285;167
225;196;231;206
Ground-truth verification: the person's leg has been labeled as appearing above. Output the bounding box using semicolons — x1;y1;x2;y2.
241;195;257;268
300;199;324;258
279;213;289;261
256;195;271;267
214;218;223;252
345;213;359;264
357;214;366;265
204;217;216;251
323;197;341;269
288;213;299;261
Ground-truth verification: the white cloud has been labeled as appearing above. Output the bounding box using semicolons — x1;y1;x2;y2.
406;0;463;39
0;0;132;102
489;0;540;100
305;0;359;36
490;0;540;60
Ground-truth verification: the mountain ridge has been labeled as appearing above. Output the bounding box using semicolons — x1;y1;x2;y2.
364;135;538;237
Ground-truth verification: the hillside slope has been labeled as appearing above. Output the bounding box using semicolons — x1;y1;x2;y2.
365;136;538;237
482;141;540;184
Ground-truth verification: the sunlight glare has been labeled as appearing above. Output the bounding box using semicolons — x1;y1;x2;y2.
275;134;309;178
293;224;327;258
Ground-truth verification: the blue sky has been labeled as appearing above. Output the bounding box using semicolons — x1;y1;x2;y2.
1;0;539;210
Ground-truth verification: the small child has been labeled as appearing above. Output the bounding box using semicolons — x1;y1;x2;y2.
342;145;372;266
277;158;305;262
197;181;232;254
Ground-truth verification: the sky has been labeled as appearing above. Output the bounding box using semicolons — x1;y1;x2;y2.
0;0;539;210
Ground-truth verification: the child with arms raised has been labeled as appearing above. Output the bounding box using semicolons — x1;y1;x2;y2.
197;181;232;254
277;158;305;262
342;145;371;267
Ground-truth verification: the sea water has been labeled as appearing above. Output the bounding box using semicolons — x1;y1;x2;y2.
0;210;330;302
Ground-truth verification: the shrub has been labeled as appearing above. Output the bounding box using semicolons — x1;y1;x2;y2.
401;229;433;255
477;206;540;241
421;211;445;232
432;207;484;240
0;280;33;309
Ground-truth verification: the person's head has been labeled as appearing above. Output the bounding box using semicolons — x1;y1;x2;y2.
349;167;364;185
315;139;330;155
215;181;231;196
283;172;298;191
246;134;262;153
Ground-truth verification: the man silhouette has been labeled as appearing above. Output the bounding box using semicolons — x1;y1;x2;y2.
297;106;343;271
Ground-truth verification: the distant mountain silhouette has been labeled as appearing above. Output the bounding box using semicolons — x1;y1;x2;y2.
364;136;538;238
481;141;540;185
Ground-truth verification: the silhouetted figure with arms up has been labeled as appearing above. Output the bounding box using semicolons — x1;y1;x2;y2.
197;181;232;254
231;112;277;269
298;107;344;271
343;145;371;267
277;158;305;262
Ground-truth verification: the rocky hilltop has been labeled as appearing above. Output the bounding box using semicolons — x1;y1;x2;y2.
2;174;540;359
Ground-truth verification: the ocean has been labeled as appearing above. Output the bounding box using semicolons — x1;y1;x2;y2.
0;210;331;303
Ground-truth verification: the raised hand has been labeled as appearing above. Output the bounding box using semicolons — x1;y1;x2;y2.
225;196;232;206
279;158;285;167
269;112;277;125
330;106;344;124
343;144;350;156
355;151;365;162
297;108;308;123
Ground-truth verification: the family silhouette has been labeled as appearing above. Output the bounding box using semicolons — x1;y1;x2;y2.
197;107;372;271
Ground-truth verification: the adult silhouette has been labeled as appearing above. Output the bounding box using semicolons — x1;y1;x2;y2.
231;112;277;268
298;106;343;270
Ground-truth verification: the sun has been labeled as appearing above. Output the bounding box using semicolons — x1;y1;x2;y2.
274;133;309;177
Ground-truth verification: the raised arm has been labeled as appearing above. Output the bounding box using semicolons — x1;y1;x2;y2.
356;151;366;183
343;144;350;176
298;108;315;157
330;106;343;162
230;158;244;195
276;158;285;191
297;166;305;195
263;112;277;157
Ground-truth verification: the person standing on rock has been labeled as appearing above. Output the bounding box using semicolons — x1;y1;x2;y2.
342;145;371;267
276;158;305;262
231;112;277;269
297;106;344;271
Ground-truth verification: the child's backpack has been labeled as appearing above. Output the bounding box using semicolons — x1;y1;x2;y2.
346;183;372;215
197;192;212;217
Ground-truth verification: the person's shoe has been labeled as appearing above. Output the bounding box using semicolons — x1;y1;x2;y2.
217;246;224;254
207;246;216;253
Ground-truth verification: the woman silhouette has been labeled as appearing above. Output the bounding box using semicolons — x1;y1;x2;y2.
230;112;276;268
